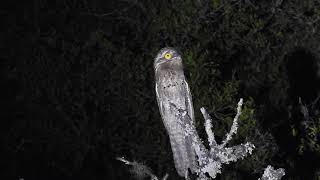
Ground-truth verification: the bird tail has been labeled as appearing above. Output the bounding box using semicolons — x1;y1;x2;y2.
169;131;197;177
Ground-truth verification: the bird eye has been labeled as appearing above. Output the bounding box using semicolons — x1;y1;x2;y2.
164;53;172;60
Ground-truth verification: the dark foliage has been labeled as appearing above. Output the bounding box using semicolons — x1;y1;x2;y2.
1;0;320;179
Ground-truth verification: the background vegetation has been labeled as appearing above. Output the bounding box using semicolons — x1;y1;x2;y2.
1;0;320;179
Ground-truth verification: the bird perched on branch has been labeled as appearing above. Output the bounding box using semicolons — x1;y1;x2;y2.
154;47;197;177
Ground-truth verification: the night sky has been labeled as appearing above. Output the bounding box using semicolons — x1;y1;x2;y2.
1;1;320;180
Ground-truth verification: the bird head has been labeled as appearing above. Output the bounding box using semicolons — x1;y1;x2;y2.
154;47;182;70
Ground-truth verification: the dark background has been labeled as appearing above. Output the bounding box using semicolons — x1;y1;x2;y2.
1;0;320;179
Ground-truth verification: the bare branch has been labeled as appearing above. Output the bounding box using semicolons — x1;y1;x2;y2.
200;107;217;147
221;98;243;147
117;157;168;180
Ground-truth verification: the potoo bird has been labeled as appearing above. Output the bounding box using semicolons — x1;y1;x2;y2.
154;47;197;177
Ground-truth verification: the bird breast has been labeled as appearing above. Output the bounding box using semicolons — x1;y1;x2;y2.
158;70;187;110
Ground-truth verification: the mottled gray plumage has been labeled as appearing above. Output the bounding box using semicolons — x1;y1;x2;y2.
154;47;197;177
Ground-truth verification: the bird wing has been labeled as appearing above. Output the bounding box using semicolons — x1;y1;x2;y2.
184;80;194;122
155;82;166;124
155;82;162;114
183;79;198;174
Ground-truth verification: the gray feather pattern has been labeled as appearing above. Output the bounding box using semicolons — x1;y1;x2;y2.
154;47;197;177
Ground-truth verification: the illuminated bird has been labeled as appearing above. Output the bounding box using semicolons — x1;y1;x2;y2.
154;47;197;177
